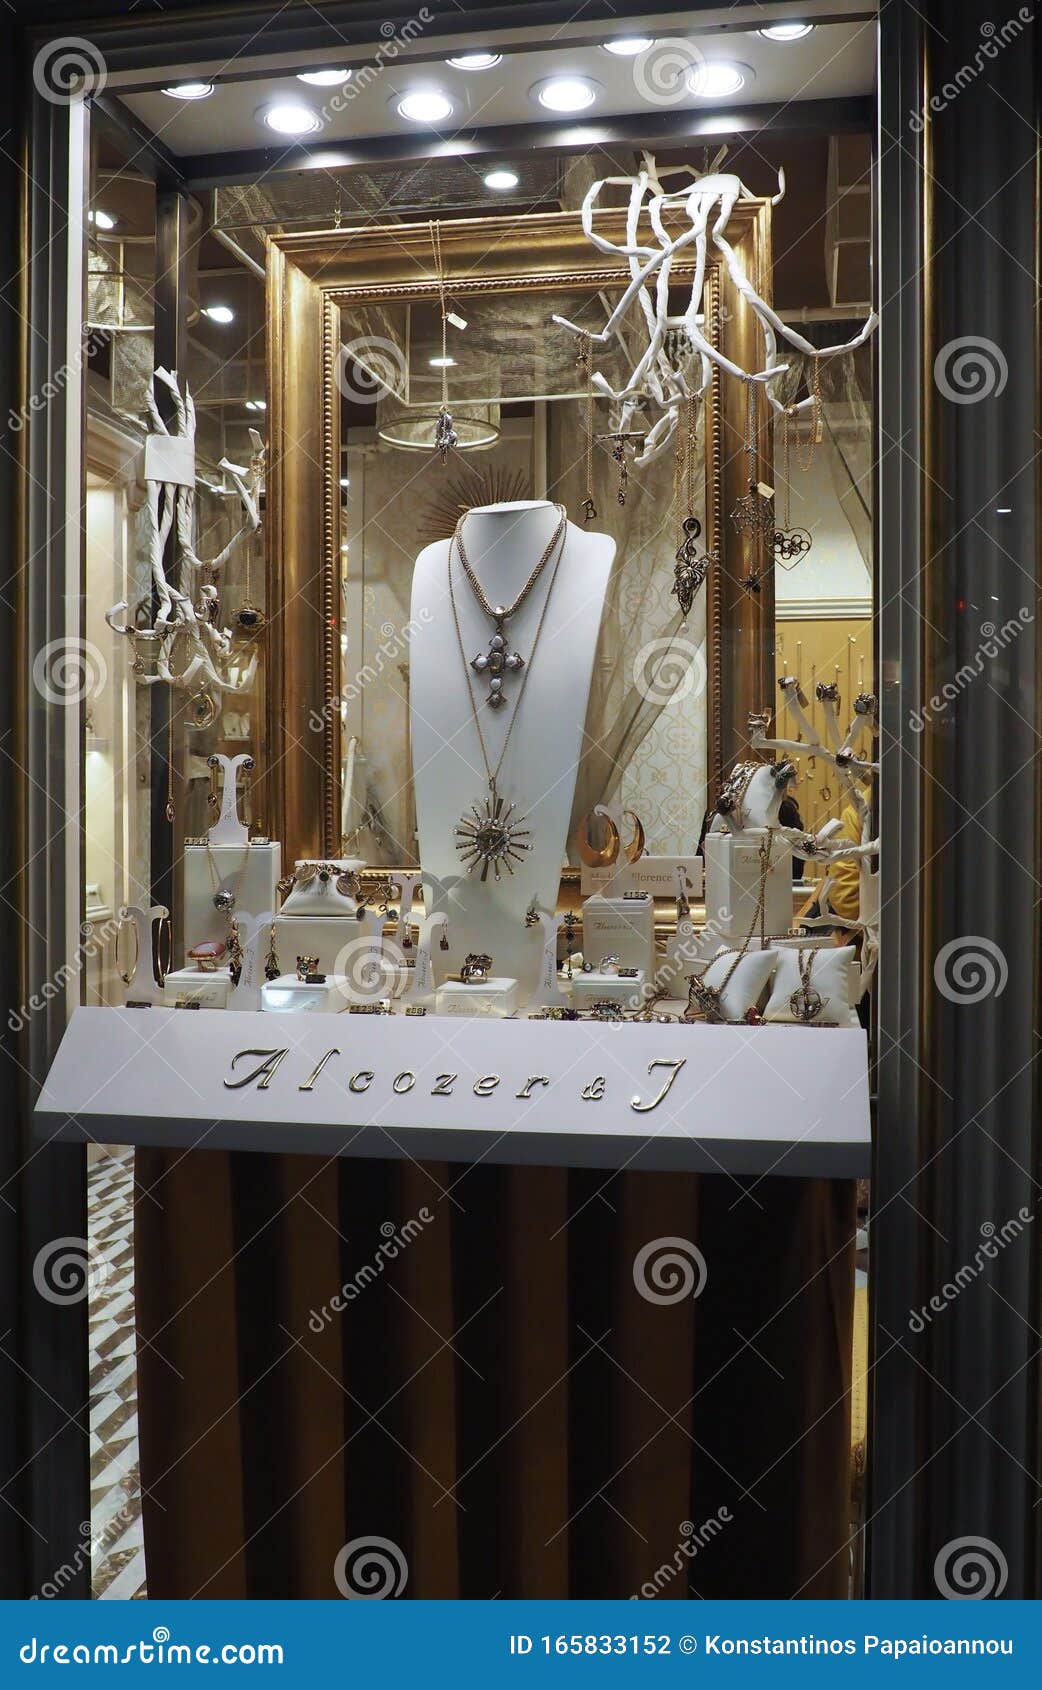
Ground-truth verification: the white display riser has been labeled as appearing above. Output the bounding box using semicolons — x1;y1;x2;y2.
36;1006;871;1178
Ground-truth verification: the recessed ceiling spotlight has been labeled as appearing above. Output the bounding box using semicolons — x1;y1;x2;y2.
261;100;322;136
297;68;352;85
396;88;454;124
202;305;235;325
687;61;751;99
484;168;519;191
429;355;456;368
532;75;599;113
88;209;116;230
447;53;502;70
601;38;654;56
162;82;214;100
759;23;815;41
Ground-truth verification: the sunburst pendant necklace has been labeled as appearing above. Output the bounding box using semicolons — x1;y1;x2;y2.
448;513;568;881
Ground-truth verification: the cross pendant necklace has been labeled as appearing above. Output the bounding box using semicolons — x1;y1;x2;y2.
453;504;567;712
471;617;524;710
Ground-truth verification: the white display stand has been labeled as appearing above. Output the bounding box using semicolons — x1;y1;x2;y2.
184;843;281;960
410;502;614;999
581;891;655;974
36;1006;872;1178
704;828;793;943
571;968;646;1011
435;977;520;1019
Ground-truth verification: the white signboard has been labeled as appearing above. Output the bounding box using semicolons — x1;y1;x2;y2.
35;1006;871;1178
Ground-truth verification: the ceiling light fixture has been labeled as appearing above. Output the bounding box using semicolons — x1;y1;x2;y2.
261;100;321;136
429;355;456;368
203;305;235;325
532;75;599;113
484;168;519;191
759;23;815;41
162;82;214;100
601;38;654;56
88;209;116;230
297;68;352;85
245;399;267;412
687;61;751;98
396;89;454;123
447;53;502;70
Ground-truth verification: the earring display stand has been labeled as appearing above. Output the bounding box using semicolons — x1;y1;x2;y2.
120;904;168;1006
183;755;281;961
525;907;570;1012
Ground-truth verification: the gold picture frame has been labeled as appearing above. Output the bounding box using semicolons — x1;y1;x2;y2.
263;204;774;865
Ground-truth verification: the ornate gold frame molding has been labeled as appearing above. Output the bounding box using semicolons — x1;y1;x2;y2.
265;204;773;862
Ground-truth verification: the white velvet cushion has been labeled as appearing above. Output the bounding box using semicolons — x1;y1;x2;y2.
763;945;857;1025
691;946;778;1022
280;858;363;917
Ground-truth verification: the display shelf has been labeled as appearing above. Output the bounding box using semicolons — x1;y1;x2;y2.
35;1006;871;1177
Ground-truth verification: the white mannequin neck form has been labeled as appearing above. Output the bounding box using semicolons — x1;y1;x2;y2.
410;500;615;999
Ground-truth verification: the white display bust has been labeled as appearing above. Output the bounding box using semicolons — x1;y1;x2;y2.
410;500;614;998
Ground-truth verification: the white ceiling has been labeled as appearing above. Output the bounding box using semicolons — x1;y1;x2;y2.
122;21;876;160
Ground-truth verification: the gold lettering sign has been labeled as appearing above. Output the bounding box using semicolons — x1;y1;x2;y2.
630;1058;687;1114
223;1048;289;1091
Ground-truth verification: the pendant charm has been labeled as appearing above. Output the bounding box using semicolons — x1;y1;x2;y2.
771;526;813;566
213;888;236;913
686;975;724;1023
672;517;713;616
731;479;775;539
471;620;524;709
790;986;823;1023
582;496;597;524
232;599;266;635
434;406;458;460
455;789;532;882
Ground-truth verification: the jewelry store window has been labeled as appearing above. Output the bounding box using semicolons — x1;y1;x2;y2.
39;5;879;1600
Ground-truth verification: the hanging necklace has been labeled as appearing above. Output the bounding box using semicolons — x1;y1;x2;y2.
454;503;566;711
790;947;824;1022
206;841;251;914
770;405;813;566
448;519;568;880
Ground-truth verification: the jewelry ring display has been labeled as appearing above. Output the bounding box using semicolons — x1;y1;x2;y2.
598;952;621;974
296;955;320;983
456;952;493;985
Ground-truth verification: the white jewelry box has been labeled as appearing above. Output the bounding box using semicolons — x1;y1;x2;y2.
183;841;281;962
570;968;646;1012
435;977;519;1018
580;891;655;974
163;966;232;1010
703;828;793;944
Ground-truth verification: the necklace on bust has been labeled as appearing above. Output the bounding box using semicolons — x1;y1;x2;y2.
453;504;567;711
447;514;568;881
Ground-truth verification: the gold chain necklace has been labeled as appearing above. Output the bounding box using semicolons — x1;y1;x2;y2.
454;505;566;711
448;519;568;881
687;829;774;1022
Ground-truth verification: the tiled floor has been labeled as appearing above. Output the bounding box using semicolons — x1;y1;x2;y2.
89;1146;147;1599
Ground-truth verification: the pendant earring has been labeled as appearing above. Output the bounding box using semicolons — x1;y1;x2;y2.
576;810;621;868
577;334;598;524
264;923;281;982
207;754;220;813
242;754;255;829
116;913;139;987
622;809;646;865
439;929;450;952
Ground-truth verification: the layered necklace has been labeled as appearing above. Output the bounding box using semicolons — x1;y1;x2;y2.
454;504;567;712
448;510;568;881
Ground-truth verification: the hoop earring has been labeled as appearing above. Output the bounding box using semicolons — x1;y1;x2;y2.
155;913;172;986
576;811;621;868
116;913;139;987
622;809;646;865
